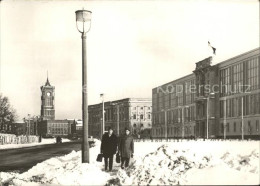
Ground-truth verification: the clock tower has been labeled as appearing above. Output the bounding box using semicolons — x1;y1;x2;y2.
40;76;55;120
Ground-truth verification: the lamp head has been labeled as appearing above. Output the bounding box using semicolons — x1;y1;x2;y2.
75;9;92;33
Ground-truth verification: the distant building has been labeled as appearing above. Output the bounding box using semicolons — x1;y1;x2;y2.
40;77;55;120
89;98;152;138
38;120;73;137
71;119;82;137
0;122;27;135
152;48;260;139
38;77;74;137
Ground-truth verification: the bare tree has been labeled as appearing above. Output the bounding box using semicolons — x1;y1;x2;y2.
0;94;17;125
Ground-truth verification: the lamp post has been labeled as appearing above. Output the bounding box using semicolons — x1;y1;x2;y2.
180;106;189;139
116;104;119;136
224;97;227;140
201;93;215;139
33;116;39;136
28;114;31;135
100;93;105;136
161;109;168;139
111;103;120;136
75;9;92;163
206;92;215;139
241;96;244;140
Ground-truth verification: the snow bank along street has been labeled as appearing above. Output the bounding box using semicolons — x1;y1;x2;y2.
0;137;71;150
0;139;259;185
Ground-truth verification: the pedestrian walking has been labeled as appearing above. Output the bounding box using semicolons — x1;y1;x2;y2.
100;127;118;171
118;128;134;169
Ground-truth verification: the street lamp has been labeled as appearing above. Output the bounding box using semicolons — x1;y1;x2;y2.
112;103;120;136
100;93;105;137
181;105;189;139
33;116;39;136
201;93;215;139
223;97;227;140
28;114;31;136
75;9;92;163
161;109;168;139
206;92;215;139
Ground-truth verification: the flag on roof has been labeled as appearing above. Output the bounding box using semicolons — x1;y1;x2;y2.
208;41;216;55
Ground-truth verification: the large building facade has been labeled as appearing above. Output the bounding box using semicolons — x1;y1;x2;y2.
152;48;260;139
89;98;152;138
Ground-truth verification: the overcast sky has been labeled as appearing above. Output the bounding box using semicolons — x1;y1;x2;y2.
0;0;259;121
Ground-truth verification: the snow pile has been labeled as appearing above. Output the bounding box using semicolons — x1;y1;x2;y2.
1;140;259;185
1;139;111;186
116;140;260;185
0;138;71;150
117;144;215;185
221;150;259;174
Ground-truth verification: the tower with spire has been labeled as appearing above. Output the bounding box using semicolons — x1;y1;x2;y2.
40;73;55;120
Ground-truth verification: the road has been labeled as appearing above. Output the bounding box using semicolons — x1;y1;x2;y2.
0;141;82;173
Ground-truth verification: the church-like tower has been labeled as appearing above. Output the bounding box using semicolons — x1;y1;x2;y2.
40;77;55;120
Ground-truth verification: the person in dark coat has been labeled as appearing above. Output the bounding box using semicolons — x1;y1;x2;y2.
118;128;134;169
100;127;118;171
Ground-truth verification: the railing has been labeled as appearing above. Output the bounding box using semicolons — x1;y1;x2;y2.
0;133;39;145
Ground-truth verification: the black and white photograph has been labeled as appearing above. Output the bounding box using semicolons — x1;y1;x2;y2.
0;0;259;185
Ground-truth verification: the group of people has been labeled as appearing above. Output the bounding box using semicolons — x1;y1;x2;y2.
100;127;134;171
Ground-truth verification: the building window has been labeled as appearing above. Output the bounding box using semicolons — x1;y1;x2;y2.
220;67;231;97
140;114;143;120
148;114;151;119
140;107;143;110
133;114;136;119
248;57;259;91
176;84;183;106
234;122;236;132
227;123;229;133
256;120;259;132
233;63;243;94
248;121;251;132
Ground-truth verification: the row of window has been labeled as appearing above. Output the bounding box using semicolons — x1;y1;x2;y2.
48;128;68;135
220;120;259;133
132;114;151;120
220;93;260;118
153;106;195;125
153;126;195;136
49;123;68;127
153;80;196;112
89;111;152;123
43;98;53;107
220;56;259;96
133;106;151;110
43;110;54;116
133;123;151;128
47;123;69;135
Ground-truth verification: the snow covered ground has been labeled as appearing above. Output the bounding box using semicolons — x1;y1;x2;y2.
0;138;71;150
0;139;259;185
